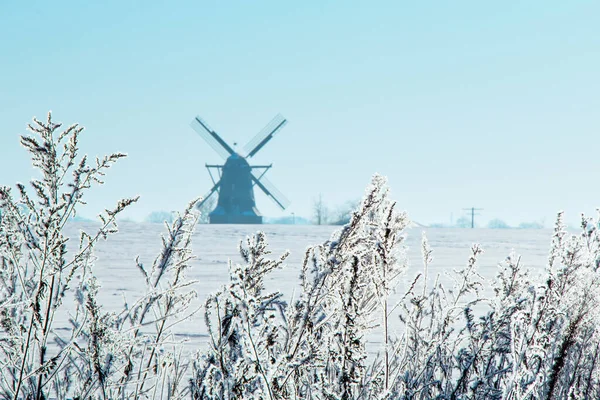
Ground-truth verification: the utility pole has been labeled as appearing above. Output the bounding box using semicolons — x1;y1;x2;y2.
462;207;483;228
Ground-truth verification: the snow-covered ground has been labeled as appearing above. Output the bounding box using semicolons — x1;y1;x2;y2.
62;222;555;358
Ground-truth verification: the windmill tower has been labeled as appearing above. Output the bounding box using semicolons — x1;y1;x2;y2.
190;114;290;224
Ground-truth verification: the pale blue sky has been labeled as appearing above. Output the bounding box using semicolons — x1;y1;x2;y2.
1;1;598;226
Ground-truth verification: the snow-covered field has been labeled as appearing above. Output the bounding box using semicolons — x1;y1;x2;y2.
63;222;555;358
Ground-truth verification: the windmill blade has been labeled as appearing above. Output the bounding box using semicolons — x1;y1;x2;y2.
190;116;235;159
243;114;287;158
196;181;220;209
251;172;290;210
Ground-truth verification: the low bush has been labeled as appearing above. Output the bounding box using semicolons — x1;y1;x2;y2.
487;218;511;229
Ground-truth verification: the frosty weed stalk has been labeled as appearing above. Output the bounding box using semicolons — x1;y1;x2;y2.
0;113;199;399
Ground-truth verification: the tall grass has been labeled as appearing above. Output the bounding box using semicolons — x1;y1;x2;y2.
2;113;600;399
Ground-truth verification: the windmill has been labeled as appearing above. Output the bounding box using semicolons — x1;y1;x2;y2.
190;114;291;224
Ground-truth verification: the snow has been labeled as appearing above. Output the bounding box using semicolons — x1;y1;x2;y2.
62;222;554;357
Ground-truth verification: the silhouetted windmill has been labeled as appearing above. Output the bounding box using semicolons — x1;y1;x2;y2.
190;114;290;224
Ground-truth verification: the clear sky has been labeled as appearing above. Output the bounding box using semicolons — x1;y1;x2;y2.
1;1;599;226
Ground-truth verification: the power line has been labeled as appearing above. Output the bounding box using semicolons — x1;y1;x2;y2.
462;207;483;228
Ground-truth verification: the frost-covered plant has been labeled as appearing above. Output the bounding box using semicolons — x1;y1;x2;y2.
191;232;289;399
495;212;600;399
0;113;199;399
285;175;409;399
191;175;411;399
192;175;600;400
379;211;600;399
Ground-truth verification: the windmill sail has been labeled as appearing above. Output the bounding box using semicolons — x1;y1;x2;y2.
243;114;287;158
196;181;220;209
251;172;290;210
190;116;235;159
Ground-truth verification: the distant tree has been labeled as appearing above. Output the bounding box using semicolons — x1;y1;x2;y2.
518;221;545;229
455;216;472;228
197;196;217;224
313;193;329;225
487;218;510;229
145;197;216;225
70;215;94;222
429;222;450;228
264;215;310;225
145;211;175;224
331;199;360;225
